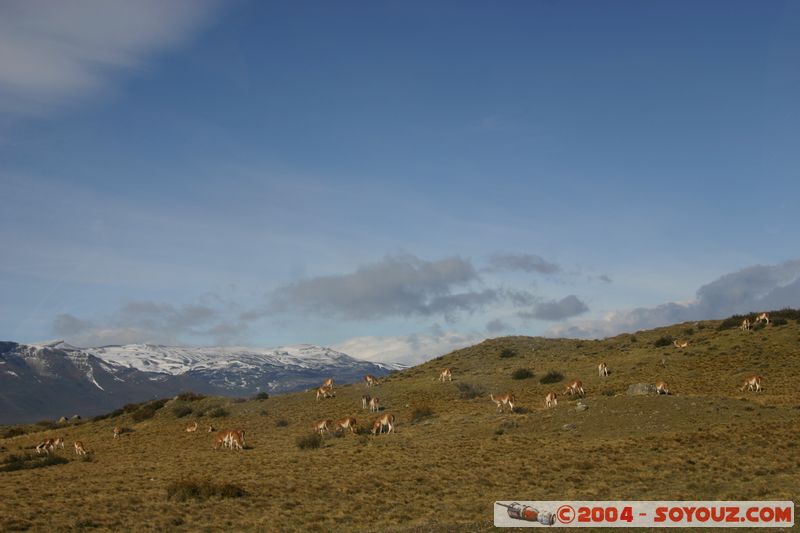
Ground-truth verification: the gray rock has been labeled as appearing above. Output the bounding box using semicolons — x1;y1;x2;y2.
576;402;589;412
562;423;577;431
627;383;657;396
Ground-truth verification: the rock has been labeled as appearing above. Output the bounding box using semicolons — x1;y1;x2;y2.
576;402;588;412
627;383;657;396
562;423;577;431
71;415;81;420
57;416;68;424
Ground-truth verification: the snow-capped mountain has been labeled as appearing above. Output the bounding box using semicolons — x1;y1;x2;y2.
0;340;397;424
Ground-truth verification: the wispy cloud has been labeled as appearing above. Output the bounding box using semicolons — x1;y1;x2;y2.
485;253;561;275
547;260;800;338
265;254;499;321
52;297;244;346
518;294;589;321
0;0;219;117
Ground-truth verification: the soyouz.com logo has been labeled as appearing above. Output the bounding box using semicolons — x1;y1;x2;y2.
493;501;794;527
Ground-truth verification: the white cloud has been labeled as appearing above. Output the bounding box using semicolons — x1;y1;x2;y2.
0;0;219;116
547;260;800;338
333;330;482;366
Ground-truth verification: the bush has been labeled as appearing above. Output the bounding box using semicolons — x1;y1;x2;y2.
253;392;270;401
718;314;748;331
176;392;206;402
539;370;564;385
131;399;168;423
0;453;69;472
275;419;289;428
296;433;322;450
456;382;485;400
410;406;434;423
2;427;26;439
511;368;534;380
166;477;246;501
772;317;788;326
36;420;57;429
207;407;229;418
653;335;674;348
172;406;193;418
683;327;695;336
499;348;516;359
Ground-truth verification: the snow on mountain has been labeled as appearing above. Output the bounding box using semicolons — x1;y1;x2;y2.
0;340;399;424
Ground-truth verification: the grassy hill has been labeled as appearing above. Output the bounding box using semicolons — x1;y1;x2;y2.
2;313;799;532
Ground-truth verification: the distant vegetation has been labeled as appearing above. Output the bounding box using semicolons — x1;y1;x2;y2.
0;453;69;473
539;370;564;384
253;392;270;401
176;392;206;402
410;406;434;423
166;477;245;501
653;335;674;348
499;348;516;358
296;433;322;450
511;368;534;380
131;399;168;423
456;382;484;399
207;407;229;418
172;406;192;418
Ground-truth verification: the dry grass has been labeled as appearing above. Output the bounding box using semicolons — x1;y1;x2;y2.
1;316;799;531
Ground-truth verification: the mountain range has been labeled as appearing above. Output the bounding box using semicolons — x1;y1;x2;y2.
0;340;396;424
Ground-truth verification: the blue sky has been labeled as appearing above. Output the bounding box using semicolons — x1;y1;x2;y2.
1;1;799;363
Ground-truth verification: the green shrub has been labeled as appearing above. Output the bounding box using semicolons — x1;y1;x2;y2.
131;399;168;423
653;335;674;348
2;427;26;439
539;370;564;385
0;453;69;472
253;392;270;401
207;407;229;418
772;317;788;326
456;382;484;400
410;406;434;423
296;433;322;450
499;348;516;359
176;392;206;402
172;406;193;418
511;368;534;380
165;477;246;501
275;419;289;428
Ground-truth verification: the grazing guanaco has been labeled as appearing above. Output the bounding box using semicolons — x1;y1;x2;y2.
316;385;335;400
545;392;558;409
364;374;378;387
207;425;216;433
368;397;380;413
741;375;764;392
335;417;357;435
370;413;395;435
361;394;371;410
113;426;121;439
755;312;769;325
740;318;751;331
53;436;65;450
438;368;452;382
598;362;609;377
313;419;334;435
490;393;516;413
185;421;198;433
74;441;88;456
321;377;335;389
563;380;585;398
655;381;670;395
35;438;54;455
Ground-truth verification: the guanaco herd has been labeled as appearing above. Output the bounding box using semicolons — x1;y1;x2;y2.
27;313;773;458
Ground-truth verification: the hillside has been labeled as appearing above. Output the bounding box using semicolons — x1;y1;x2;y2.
1;313;799;531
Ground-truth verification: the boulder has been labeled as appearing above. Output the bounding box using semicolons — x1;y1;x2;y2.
627;383;657;396
57;416;68;424
575;402;589;412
